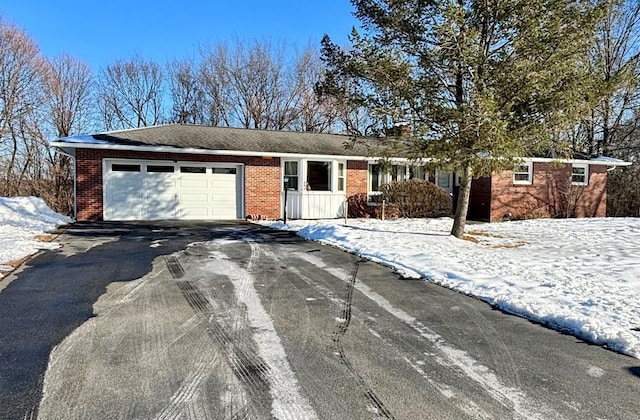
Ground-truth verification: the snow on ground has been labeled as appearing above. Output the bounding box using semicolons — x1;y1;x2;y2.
261;217;640;359
0;197;72;276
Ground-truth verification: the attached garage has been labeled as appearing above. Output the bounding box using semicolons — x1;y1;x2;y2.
103;159;243;221
50;124;396;222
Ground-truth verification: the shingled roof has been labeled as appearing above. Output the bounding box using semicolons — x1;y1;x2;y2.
54;124;375;158
52;124;629;166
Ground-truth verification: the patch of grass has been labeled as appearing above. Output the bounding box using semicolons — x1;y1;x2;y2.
491;241;527;249
463;230;527;248
0;254;33;277
35;234;57;242
466;230;507;239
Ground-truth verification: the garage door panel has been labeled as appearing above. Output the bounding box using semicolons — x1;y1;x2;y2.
210;173;239;219
179;192;211;203
146;195;179;219
179;178;210;189
144;177;176;190
104;195;144;220
178;207;211;219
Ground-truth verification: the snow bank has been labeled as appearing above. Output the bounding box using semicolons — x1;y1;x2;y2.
0;196;72;275
261;217;640;359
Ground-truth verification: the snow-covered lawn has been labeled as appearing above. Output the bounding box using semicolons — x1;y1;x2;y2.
0;197;71;277
262;217;640;359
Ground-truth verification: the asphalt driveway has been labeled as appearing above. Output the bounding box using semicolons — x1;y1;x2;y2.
0;222;638;419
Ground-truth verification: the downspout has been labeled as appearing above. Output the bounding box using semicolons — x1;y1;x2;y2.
53;147;77;221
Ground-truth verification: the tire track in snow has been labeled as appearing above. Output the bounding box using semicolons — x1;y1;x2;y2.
167;250;317;419
456;302;523;390
331;259;395;419
296;252;561;420
154;331;219;420
257;243;324;367
206;239;318;420
165;255;254;419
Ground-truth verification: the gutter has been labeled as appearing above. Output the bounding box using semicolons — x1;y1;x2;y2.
49;141;377;162
524;157;631;167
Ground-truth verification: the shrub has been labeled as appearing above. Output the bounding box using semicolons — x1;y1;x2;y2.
347;193;400;219
379;179;452;218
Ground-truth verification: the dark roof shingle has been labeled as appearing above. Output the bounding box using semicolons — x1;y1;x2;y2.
83;124;373;157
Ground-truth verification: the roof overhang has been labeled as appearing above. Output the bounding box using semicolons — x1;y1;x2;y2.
51;141;631;167
523;156;631;167
50;141;375;161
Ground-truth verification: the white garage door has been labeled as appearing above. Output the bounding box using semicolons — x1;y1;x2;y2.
103;160;243;221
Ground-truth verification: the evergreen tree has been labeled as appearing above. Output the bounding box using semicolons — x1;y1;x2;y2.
321;0;604;237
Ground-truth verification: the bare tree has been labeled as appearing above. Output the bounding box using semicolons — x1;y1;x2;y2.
167;56;206;124
97;54;164;130
0;17;47;196
289;47;338;133
588;0;640;156
44;54;94;137
570;0;640;217
198;39;338;131
198;43;232;126
38;54;94;214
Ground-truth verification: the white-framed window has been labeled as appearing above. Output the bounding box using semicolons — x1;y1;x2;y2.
337;162;345;192
572;164;589;186
284;159;347;192
368;163;384;193
306;161;331;191
513;162;533;185
283;160;299;190
391;165;407;182
408;166;428;180
436;171;451;188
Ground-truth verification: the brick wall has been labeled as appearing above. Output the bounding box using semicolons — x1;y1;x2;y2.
244;159;281;220
75;149;281;221
347;160;368;198
490;162;607;221
76;149;104;221
74;149;372;221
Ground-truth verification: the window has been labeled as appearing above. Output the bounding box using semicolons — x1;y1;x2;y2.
436;171;451;189
409;166;428;180
337;162;345;192
306;161;331;191
391;165;406;182
369;164;384;192
180;166;206;173
572;164;588;185
212;168;236;174
283;161;298;190
513;162;532;185
112;164;140;172
147;165;174;173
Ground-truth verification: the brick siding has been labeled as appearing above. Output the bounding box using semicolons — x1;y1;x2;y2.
74;149;370;221
75;149;282;221
346;160;368;198
489;163;607;221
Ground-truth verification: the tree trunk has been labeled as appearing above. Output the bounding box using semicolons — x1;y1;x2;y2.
451;165;473;238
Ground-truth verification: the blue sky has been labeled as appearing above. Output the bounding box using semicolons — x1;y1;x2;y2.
0;0;360;68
